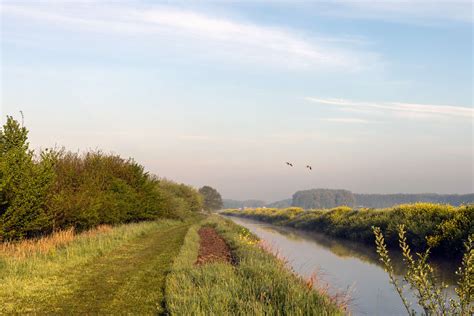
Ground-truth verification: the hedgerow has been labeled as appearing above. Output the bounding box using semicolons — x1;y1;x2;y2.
0;115;202;241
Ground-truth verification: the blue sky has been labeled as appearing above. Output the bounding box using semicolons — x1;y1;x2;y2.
1;0;472;201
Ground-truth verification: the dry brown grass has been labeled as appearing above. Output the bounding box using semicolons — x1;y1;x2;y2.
0;225;112;259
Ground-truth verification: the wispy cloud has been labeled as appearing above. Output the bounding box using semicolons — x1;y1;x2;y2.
1;3;374;70
321;117;372;124
306;97;473;119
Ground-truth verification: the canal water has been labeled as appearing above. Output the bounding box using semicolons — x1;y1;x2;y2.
226;216;458;316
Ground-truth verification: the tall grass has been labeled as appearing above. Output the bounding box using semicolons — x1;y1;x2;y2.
165;216;343;315
222;203;474;258
0;225;112;259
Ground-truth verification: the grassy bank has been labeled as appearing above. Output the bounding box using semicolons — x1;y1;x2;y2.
0;219;192;314
222;203;474;258
165;215;343;315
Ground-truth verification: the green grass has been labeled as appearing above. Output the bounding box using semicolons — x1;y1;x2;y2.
165;215;342;315
0;219;192;314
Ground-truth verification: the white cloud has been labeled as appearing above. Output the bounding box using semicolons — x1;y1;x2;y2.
1;3;372;70
321;117;372;123
306;97;473;119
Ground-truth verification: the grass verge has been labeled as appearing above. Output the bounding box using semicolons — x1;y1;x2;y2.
165;215;343;315
0;219;192;314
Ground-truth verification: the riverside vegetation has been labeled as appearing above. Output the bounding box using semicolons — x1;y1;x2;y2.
374;226;473;315
165;215;344;315
222;203;474;258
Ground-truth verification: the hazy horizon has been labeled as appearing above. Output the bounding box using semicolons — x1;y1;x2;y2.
2;1;473;201
223;189;474;205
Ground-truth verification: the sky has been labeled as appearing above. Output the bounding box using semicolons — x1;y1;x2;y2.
1;0;473;202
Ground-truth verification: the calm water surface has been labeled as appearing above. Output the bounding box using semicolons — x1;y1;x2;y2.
225;216;458;316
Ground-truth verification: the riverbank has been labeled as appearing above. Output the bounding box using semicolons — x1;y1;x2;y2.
165;215;344;315
222;203;474;258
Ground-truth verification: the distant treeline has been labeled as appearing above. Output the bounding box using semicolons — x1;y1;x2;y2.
223;203;474;258
292;189;355;209
291;189;473;209
222;199;266;209
0;116;202;241
222;199;293;209
265;199;292;208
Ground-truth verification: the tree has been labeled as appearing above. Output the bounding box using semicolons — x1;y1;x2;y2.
0;116;55;240
198;186;223;211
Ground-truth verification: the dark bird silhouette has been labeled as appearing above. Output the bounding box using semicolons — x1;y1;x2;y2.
306;165;312;171
285;162;294;167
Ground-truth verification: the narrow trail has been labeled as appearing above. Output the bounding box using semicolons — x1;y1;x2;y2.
37;223;190;314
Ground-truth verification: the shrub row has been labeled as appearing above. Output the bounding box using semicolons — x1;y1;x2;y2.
222;203;474;258
0;116;202;240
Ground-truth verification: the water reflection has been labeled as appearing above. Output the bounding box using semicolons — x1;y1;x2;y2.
258;223;457;284
226;216;459;316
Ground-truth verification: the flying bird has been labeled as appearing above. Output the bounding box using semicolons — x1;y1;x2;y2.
306;165;312;171
285;162;294;167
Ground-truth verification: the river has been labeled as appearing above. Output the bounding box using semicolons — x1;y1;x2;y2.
225;216;459;315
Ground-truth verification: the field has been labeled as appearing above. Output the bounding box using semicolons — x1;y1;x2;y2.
222;203;474;258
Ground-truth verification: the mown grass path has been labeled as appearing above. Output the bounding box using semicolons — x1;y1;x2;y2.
32;223;190;314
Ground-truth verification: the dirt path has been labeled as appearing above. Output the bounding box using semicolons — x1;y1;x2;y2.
196;227;233;265
36;223;190;314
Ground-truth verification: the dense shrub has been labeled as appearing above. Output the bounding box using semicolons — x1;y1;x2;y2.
0;116;203;241
222;203;474;258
